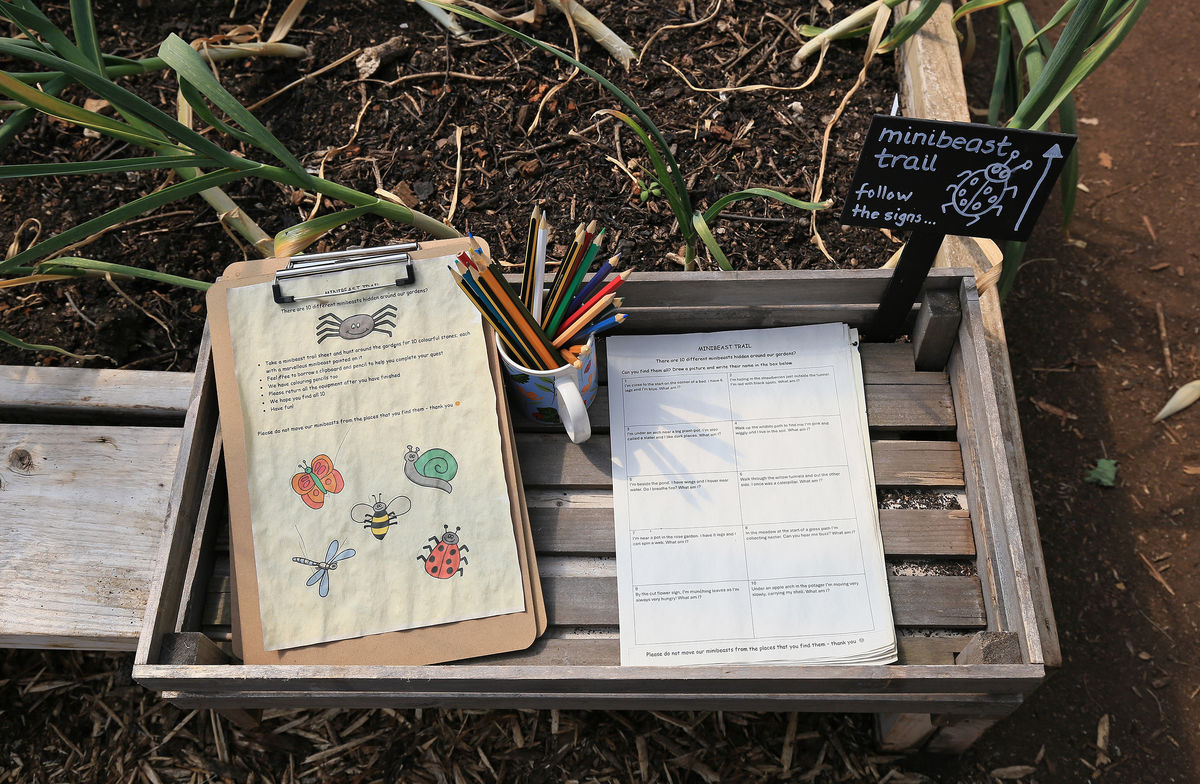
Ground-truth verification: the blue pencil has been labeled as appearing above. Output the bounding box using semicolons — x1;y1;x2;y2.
573;312;626;342
566;253;620;313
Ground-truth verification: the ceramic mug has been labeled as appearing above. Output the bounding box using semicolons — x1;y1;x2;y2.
497;334;597;444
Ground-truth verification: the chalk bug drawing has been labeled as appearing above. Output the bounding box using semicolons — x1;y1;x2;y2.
404;445;457;493
351;493;412;540
293;539;355;597
316;304;397;343
942;149;1034;226
291;454;344;509
418;525;468;579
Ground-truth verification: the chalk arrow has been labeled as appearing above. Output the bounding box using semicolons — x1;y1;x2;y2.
1014;144;1064;233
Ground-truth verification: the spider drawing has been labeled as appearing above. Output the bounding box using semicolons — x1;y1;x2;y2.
315;304;397;343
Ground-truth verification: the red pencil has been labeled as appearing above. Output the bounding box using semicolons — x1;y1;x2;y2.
555;268;632;337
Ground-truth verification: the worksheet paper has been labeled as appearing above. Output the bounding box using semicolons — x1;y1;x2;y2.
607;324;897;666
224;257;525;650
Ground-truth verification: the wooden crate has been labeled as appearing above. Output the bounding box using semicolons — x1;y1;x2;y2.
133;268;1051;749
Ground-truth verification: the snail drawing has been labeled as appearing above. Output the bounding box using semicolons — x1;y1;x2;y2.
404;445;458;493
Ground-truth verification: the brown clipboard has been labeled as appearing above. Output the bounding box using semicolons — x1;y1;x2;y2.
207;238;546;665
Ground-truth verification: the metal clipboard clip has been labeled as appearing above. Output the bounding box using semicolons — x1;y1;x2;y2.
272;242;420;305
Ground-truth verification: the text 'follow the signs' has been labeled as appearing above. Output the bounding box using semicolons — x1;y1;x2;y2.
841;115;1076;242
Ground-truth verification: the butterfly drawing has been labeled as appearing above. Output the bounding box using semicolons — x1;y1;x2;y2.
292;539;355;598
291;454;344;509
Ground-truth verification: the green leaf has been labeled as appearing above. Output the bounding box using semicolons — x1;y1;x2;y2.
0;39;241;163
701;188;831;225
0;69;170;148
691;212;732;271
274;206;376;256
1085;458;1118;487
0;327;110;361
879;0;942;53
1028;0;1148;129
157;35;310;179
1009;0;1105;129
0;154;221;178
0;166;252;273
36;256;210;290
953;0;1016;25
69;0;104;73
596;109;690;232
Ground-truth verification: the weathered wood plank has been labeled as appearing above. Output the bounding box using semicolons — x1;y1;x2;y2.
0;423;179;649
0;365;192;425
515;383;955;434
901;0;1059;668
522;495;973;558
510;268;967;308
201;571;985;630
137;661;1041;695
516;435;965;489
160;689;1025;714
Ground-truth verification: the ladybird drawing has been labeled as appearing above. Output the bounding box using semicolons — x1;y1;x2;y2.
316;304;397;343
942;149;1034;226
292;539;355;598
291;454;344;509
418;525;468;579
404;445;457;493
351;493;412;540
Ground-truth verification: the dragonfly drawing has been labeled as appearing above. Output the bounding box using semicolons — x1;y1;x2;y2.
292;539;355;598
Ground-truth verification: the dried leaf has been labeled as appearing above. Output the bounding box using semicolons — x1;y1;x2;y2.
1098;151;1113;169
1095;714;1111;766
1153;379;1200;422
989;765;1036;779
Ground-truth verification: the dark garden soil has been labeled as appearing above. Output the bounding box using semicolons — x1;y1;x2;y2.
2;1;1199;782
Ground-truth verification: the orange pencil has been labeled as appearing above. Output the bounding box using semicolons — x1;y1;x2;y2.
470;257;561;370
552;292;616;347
556;269;632;337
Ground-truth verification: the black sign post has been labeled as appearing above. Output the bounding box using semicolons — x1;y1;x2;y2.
841;115;1075;340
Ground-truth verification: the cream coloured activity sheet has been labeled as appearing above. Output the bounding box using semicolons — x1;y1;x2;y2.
607;324;897;665
224;256;525;651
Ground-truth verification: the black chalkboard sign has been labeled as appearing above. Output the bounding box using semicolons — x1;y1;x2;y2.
843;115;1077;341
842;116;1076;242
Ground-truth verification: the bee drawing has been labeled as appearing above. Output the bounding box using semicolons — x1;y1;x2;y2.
292;539;355;598
418;525;468;579
351;493;412;540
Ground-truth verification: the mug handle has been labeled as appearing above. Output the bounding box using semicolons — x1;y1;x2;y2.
553;375;591;444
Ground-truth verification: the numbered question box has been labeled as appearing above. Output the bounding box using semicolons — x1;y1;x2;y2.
739;467;856;524
731;417;847;471
622;374;731;426
743;520;866;580
630;526;747;583
749;576;874;638
626;474;741;530
623;421;735;477
632;582;752;645
728;369;840;420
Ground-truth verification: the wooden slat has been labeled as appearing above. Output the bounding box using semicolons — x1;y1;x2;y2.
902;0;1060;668
523;495;974;558
160;688;1025;714
0;423;179;649
516;435;965;488
202;571;983;630
0;366;192;425
510;268;967;308
516;383;955;434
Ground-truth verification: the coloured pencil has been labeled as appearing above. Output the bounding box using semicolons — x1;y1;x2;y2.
573;312;627;342
567;253;619;313
519;204;541;309
540;222;583;328
465;246;563;371
556;268;632;337
451;268;537;368
455;258;542;369
531;212;549;319
541;220;595;331
552;292;616;347
545;227;604;338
